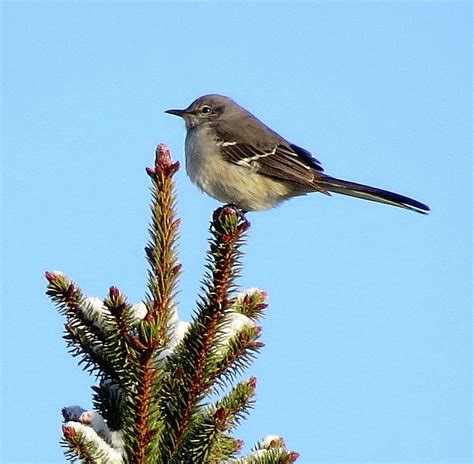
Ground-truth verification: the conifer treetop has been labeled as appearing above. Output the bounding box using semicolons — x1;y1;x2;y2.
45;144;298;463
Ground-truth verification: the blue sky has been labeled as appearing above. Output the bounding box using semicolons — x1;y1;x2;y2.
1;1;471;463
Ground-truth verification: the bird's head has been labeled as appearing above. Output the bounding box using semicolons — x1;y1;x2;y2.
165;94;238;130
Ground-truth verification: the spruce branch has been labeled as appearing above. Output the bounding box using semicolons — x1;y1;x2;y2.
158;206;251;461
213;324;264;388
231;288;268;321
144;143;181;338
45;272;123;380
124;144;182;463
172;376;257;463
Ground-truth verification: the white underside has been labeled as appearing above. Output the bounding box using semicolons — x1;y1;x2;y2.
185;127;302;211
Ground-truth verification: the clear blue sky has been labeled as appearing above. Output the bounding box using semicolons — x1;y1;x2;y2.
2;2;471;463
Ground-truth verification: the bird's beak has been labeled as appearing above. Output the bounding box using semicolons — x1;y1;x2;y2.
165;108;187;117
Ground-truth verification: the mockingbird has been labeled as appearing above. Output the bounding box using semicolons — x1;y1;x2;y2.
166;94;429;214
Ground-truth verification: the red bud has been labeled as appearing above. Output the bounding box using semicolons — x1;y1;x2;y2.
234;439;244;451
289;452;300;462
109;286;119;299
44;271;57;282
247;376;257;389
155;144;171;165
153;144;180;175
145;167;156;177
62;425;77;439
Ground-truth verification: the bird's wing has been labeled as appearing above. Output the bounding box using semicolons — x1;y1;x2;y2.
219;141;325;186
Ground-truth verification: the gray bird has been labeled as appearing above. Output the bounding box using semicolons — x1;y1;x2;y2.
166;94;429;214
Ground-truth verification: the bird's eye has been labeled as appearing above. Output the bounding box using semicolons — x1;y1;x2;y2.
200;106;212;114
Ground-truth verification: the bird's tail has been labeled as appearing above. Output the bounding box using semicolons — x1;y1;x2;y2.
318;175;430;214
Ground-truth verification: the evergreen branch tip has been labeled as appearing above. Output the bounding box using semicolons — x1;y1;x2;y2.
211;205;251;238
145;144;180;179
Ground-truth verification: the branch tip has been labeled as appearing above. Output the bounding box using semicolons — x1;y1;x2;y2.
213;204;242;222
109;286;120;299
45;271;57;282
211;205;251;240
155;143;171;163
145;166;156;177
62;425;77;440
154;143;180;175
235;439;244;451
247;376;257;389
290;452;300;462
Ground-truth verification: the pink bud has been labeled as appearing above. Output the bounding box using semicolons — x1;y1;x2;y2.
145;167;156;177
154;144;180;175
169;160;180;175
289;452;300;462
109;286;119;298
235;439;244;451
155;144;171;165
248;376;257;389
44;271;57;282
62;425;77;439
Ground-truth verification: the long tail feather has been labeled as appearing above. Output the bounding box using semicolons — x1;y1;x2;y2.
318;175;430;214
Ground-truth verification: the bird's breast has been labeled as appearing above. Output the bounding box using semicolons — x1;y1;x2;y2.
184;127;296;211
184;127;213;188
